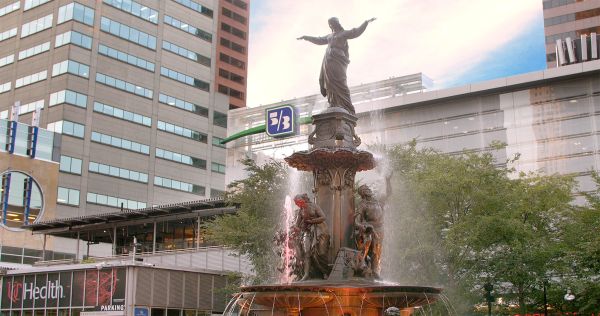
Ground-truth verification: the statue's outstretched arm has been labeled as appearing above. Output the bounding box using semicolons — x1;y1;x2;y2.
344;17;376;40
297;35;328;45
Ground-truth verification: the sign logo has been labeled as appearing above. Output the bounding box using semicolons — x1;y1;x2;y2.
266;105;297;138
134;307;149;316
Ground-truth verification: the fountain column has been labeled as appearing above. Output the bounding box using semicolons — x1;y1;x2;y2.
286;107;375;270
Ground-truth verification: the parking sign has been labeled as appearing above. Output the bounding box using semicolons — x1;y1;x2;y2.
266;105;296;137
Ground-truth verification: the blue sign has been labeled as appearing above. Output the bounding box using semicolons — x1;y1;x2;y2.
134;307;149;316
266;105;297;138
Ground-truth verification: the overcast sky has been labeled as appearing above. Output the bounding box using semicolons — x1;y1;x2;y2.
246;0;546;107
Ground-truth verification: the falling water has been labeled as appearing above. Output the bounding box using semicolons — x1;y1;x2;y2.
278;167;304;284
281;195;295;284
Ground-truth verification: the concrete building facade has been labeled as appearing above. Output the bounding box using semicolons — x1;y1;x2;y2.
0;0;251;224
226;62;600;204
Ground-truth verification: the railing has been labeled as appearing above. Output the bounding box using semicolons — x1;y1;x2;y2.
32;246;253;274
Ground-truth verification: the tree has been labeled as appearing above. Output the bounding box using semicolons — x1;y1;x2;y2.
561;171;600;313
385;141;576;314
202;158;290;284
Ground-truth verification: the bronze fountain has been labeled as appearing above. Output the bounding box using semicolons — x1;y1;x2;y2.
224;17;442;316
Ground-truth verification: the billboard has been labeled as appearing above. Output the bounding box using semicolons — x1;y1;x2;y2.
1;268;126;311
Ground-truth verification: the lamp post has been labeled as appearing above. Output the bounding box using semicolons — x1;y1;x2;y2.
543;281;548;316
484;283;494;316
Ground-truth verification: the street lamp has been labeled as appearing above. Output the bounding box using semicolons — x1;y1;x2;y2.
564;289;575;313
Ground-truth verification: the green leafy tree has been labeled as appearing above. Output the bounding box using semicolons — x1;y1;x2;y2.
561;171;600;313
385;141;575;314
203;158;289;284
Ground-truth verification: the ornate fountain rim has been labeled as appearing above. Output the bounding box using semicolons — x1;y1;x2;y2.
240;282;443;294
284;147;375;172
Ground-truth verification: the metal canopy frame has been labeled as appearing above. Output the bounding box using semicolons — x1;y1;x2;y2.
22;198;237;236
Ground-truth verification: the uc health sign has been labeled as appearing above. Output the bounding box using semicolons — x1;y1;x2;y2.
266;105;297;138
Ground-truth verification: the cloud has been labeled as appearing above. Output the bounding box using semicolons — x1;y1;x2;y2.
247;0;542;107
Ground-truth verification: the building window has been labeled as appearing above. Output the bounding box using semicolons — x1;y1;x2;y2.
52;60;90;78
545;8;600;27
213;111;227;128
12;99;44;116
47;120;85;138
24;0;50;11
211;162;226;174
0;28;17;42
218;84;244;100
55;31;92;49
21;14;53;38
58;3;95;26
87;192;146;209
0;54;14;68
218;68;244;84
95;72;153;99
220;37;245;53
543;0;575;10
160;67;209;91
171;0;213;18
59;156;82;174
93;102;151;126
221;22;246;40
222;7;246;24
163;15;211;42
91;131;150;155
57;187;80;206
212;136;225;148
157;120;207;143
0;172;44;228
156;148;206;169
89;161;148;183
161;41;210;67
15;70;48;88
98;44;155;72
100;17;156;50
103;0;158;24
0;2;19;16
219;53;245;69
18;42;51;60
224;0;247;10
0;82;11;94
154;176;205;195
49;90;88;108
158;93;209;117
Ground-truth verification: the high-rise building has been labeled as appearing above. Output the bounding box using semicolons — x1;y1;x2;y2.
543;0;600;67
215;0;249;109
0;0;250;224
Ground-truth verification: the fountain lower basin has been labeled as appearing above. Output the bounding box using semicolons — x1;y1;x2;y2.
226;280;442;316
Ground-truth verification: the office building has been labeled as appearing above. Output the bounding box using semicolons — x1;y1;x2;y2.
544;0;600;67
215;0;249;109
0;0;251;220
226;62;600;204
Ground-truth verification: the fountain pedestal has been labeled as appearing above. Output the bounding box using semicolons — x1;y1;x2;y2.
285;107;375;268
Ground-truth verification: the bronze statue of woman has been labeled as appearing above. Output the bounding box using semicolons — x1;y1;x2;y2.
298;17;376;115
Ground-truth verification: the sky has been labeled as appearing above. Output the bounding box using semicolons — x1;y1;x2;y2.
245;0;547;107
